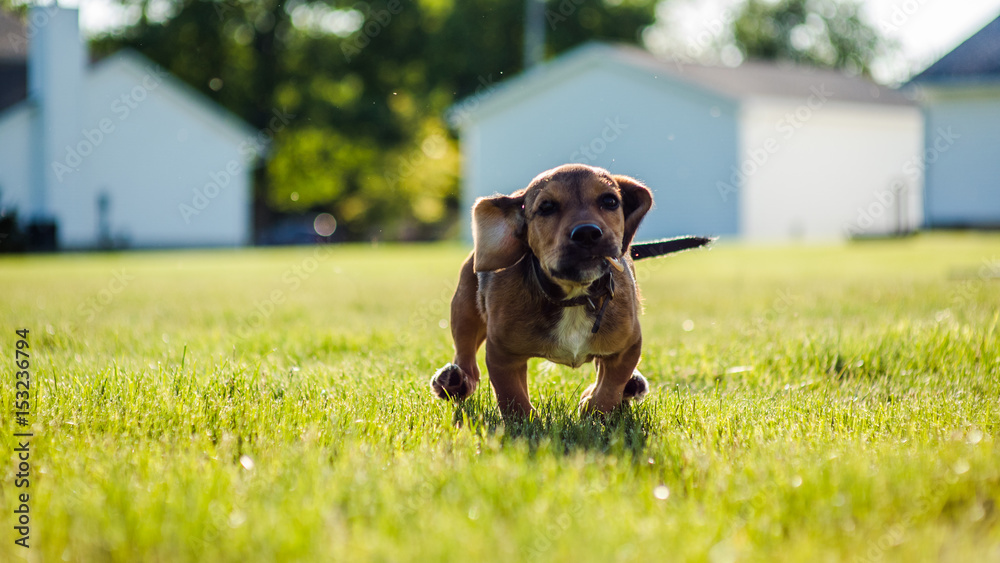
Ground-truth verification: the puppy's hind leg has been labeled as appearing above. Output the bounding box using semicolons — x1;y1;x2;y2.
622;370;649;402
431;254;486;401
578;374;646;408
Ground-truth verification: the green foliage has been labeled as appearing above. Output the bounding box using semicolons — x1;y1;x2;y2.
733;0;886;76
266;120;459;239
90;0;658;240
1;234;999;561
266;127;374;211
0;0;27;16
543;0;658;55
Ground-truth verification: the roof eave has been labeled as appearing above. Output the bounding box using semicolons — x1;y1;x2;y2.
446;41;739;129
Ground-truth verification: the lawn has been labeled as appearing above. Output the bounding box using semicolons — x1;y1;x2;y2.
1;234;998;562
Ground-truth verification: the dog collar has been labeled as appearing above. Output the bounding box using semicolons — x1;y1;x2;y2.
529;254;616;334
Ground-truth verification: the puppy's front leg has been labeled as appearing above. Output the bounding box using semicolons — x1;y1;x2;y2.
431;255;485;401
581;339;643;415
484;341;533;419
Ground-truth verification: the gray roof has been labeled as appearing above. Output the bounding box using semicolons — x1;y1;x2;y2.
910;13;1000;84
450;42;915;125
670;59;912;105
610;43;914;106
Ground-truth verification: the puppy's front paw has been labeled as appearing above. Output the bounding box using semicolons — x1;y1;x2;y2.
622;370;649;403
430;363;475;401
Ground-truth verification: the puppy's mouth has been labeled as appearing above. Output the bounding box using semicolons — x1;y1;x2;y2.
547;252;620;284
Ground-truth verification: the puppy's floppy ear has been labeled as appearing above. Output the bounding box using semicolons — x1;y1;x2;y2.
472;192;527;272
613;175;653;254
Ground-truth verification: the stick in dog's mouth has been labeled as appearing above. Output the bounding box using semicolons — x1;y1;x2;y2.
605;256;624;272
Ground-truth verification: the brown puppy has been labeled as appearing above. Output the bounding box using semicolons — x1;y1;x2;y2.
430;163;654;419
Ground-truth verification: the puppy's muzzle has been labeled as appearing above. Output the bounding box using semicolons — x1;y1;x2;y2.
570;223;603;247
549;223;616;282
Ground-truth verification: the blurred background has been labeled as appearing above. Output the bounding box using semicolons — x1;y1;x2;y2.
0;0;998;251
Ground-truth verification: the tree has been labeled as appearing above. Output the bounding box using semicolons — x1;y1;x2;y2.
731;0;886;77
89;0;659;241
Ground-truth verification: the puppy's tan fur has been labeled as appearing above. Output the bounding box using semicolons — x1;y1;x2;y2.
431;164;653;419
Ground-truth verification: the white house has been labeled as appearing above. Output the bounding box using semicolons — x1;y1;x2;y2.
909;13;1000;229
450;43;925;242
0;6;260;249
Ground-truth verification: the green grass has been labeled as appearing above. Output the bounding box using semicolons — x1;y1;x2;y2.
1;234;998;562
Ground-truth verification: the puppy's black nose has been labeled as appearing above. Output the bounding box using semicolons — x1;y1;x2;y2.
570;224;603;247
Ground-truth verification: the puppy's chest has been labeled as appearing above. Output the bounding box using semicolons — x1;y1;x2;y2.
548;306;597;368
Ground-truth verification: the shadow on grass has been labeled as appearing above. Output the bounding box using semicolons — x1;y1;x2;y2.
450;394;652;459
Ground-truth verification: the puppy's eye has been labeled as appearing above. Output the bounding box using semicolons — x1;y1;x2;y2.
537;200;559;216
600;194;620;210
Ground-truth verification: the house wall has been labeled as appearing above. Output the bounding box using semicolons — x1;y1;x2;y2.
461;64;740;242
740;98;924;240
48;54;254;248
28;5;84;221
0;105;32;214
921;86;1000;228
0;6;255;250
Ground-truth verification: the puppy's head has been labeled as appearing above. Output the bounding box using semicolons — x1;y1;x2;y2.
472;164;653;285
